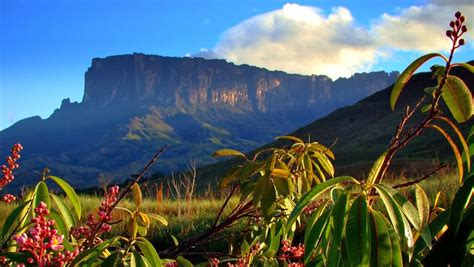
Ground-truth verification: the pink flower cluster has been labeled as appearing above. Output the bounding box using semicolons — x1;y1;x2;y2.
1;193;17;204
302;199;324;215
209;257;220;267
0;143;23;189
279;240;304;266
13;202;79;267
71;185;119;247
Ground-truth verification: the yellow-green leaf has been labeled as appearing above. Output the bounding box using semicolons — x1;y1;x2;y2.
429;124;464;183
415;185;430;228
212;149;247;159
276;135;304;143
148;213;168;226
135;237;162;267
435;116;470;172
128;217;138;239
33;181;50;210
271;168;290;178
391;53;445;110
452;62;474;73
132;183;142;208
441;75;473;123
366;151;388;186
48;176;82;220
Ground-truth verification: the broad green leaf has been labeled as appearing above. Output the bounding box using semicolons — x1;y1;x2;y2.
429;124;464;183
273;176;293;196
304;210;331;263
415;185;430;228
435;116;470;172
48;175;81;219
132;251;148;267
176;256;193;267
2;200;31;239
375;184;414;259
366;151;388;186
275;135;304;143
377;184;421;231
50;194;75;229
328;190;348;247
345;196;370;266
49;209;74;252
383;216;404;267
148;213;168;226
314;153;334;177
33;181;50;211
261;182;277;220
304;200;328;243
71;237;119;266
441;75;473;123
452;62;474;73
450;176;473;235
287;176;356;228
132;183;142;208
128;218;138;239
271;168;290;178
308;143;335;160
370;210;393;267
391;53;445;110
136;237;162;267
212;149;247;159
414;210;449;255
101;251;119;266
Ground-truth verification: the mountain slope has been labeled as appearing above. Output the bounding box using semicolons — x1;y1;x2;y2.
193;64;473;186
0;54;398;189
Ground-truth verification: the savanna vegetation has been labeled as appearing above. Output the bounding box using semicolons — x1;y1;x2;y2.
0;12;472;266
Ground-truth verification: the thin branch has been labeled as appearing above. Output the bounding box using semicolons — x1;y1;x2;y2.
392;164;447;189
212;184;237;229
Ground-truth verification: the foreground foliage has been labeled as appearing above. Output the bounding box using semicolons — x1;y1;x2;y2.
0;11;472;266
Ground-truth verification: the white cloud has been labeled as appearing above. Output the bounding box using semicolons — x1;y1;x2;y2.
197;2;473;79
372;2;473;52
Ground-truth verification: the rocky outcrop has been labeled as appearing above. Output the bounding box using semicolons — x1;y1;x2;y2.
0;53;398;189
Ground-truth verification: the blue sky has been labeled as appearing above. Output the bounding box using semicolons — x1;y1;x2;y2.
0;0;472;130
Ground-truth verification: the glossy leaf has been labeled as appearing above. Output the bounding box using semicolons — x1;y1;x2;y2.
429;124;464;183
328;190;348;247
377;184;421;231
450;175;474;235
441;75;473;123
49;209;74;251
71;237;119;265
304;210;331;263
212;149;247;159
375;184;414;259
148;213;168;226
366;151;388;186
176;256;193;267
383;216;404;267
271;168;290;178
452;62;474;73
132;251;148;267
33;181;50;211
275;135;304;144
345;195;370;266
136;237;162;267
132;182;142;208
435;116;471;171
2;200;31;239
261;182;277;220
50;194;76;229
128;217;138;238
415;185;430;228
287;176;357;228
391;53;445;110
370;210;393;267
48;175;81;219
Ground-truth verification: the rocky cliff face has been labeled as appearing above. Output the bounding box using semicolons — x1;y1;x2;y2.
82;53;397;118
0;53;398;189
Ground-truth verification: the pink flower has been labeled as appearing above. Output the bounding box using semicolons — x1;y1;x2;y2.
0;143;23;189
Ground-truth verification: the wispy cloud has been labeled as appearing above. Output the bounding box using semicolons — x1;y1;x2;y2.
196;1;473;79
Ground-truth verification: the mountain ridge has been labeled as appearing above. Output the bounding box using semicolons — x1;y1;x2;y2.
1;53;399;189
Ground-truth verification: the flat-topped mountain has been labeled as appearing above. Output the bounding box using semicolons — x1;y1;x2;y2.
0;53;398;189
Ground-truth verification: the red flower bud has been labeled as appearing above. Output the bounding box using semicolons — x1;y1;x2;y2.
450;21;455;28
455;11;462;19
455;20;460;27
462;25;467;33
460;16;465;23
459;39;465;46
446;30;452;37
